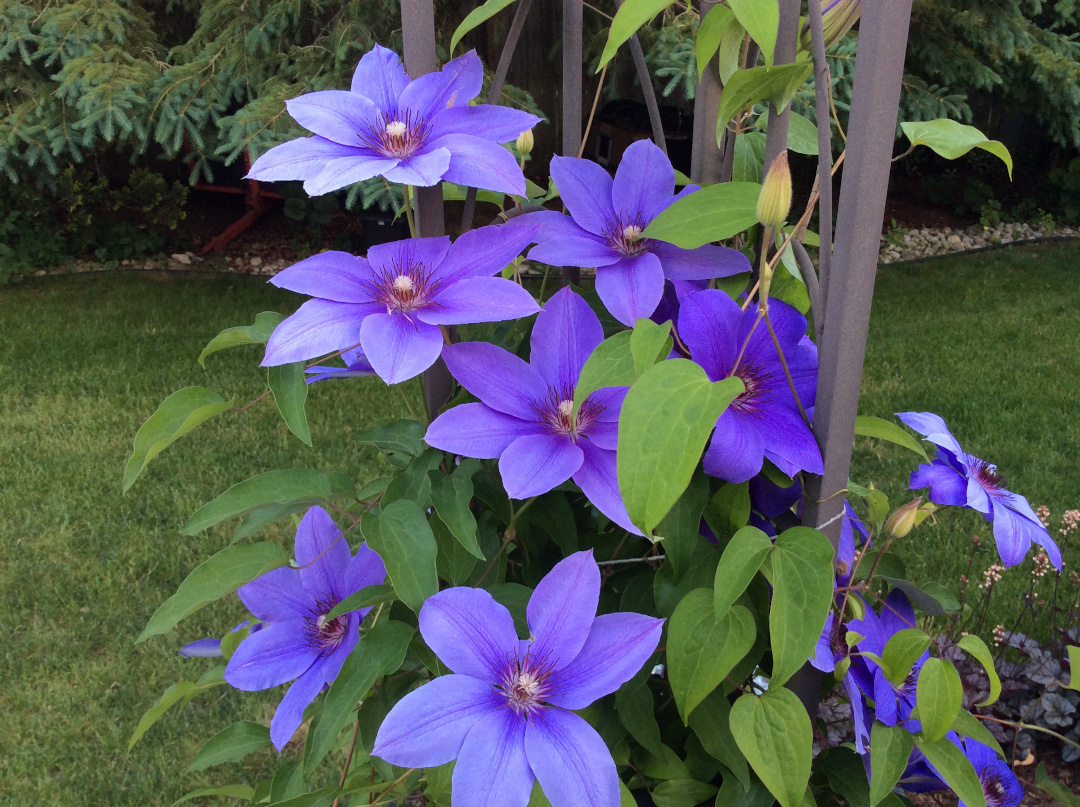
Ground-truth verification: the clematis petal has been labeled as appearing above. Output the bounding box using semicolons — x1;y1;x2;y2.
590;386;629;420
595;252;666;327
270;655;330;751
383;148;453;187
586;419;618;450
270;251;376;304
304;153;402;196
294;506;351;600
435;223;540;285
350;44;410;108
524;709;618;807
910;460;967;506
178;638;223;658
319;612;362;684
547;612;663;708
874;668;899;726
678;289;740;380
262;299;373;367
286;90;378;147
844;673;872;754
516;209;592;241
525;550;599;670
359;313;444;384
880;588;918;635
238;567;310;622
654;241;750;281
573;440;641;536
611;139;675;223
373;674;503;767
530;286;605;392
367;235;451;274
426;403;544;458
703;410;765;484
399;50;484;117
247;137;370;183
224;620;318;691
442;342;547;419
429;133;529;196
453;708;534;807
527;235;620;269
809;612;836;673
897;412;966;459
420;277;541;325
500;434;583;500
429;105;540;144
761;405;824;478
344;542;387;596
989;498;1038;568
549;155;615;237
419;587;520;679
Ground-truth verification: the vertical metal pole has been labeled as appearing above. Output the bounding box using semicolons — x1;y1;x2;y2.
690;0;724;184
561;0;583;286
760;0;800;169
807;0;834;322
614;0;667;156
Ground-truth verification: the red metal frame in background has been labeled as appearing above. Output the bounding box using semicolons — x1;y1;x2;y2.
185;148;282;254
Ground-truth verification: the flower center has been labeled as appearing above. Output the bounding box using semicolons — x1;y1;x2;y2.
970;457;1007;496
978;762;1021;807
534;386;605;442
496;650;559;720
305;596;349;653
368;260;440;315
729;361;775;415
605;214;654;257
360;111;431;159
385;120;408;138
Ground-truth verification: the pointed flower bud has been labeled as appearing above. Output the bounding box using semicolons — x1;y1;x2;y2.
800;0;862;52
885;497;923;539
516;128;534;156
757;152;792;228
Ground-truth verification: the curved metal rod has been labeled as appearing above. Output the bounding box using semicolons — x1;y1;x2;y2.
790;239;823;342
613;0;667;155
460;0;535;233
806;0;835;317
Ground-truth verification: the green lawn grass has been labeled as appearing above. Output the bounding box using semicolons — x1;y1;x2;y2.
1;241;1077;804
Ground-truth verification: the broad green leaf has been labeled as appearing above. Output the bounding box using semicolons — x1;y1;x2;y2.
733;132;767;184
713;526;773;621
442;182;505;207
430;464;484;560
573;331;635;415
704;481;751;545
716;61;813;139
818;746;871;807
431;512;480;585
130;681;197;749
729;689;811;807
451;0;519;53
869;722;914;806
879;577;961;616
688;689;750;791
268;362;311;445
382;447;443;508
425;762;455;806
900;120;1013;179
270;787;339;807
304;619;414;775
636;743;691;780
1065;646;1080;691
762;110;819;156
124;387;236;491
357;419;425;459
855;415;930;461
486;582;533;638
695;4;735;79
957;634;1001;706
630;318;672;376
1035;762;1080;807
913;736;986;807
138;543;288;642
182;469;353;535
618;360;743;534
170;784;256;806
198;311;283;367
729;0;778;67
187;721;271;771
950;709;1004;759
880;628;931;686
644;182;761;249
270;761;306;802
652;780;719;807
916;658;963;742
361;499;438;613
718;773;775;807
655;471;711;579
616;680;663;757
668;589;756;721
599;0;677;68
763;526;835;687
324;584;398;620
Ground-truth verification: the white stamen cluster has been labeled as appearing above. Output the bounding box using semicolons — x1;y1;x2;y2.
392;274;414;293
385;120;408;138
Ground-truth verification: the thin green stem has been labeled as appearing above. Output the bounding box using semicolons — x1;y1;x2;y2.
402;184;416;237
763;311;812;428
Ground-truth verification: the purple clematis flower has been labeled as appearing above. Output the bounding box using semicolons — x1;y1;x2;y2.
372;550;664;807
424;286;638;533
522;139;750;325
262;224;540;384
224;506;386;750
957;737;1024;807
303;347;377;384
677;289;822;484
247;45;539;196
899;412;1061;569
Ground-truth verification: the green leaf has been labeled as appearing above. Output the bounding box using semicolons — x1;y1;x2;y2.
695;4;735;79
1065;646;1080;691
270;761;306;802
182;470;353;535
324;584;398;620
123;387;236;491
855;416;929;461
442;182;505;207
957;634;1001;707
880;629;931;686
713;526;773;621
431;512;480;585
716;61;813;138
137;543;288;642
630;318;672;376
688;689;750;791
761;110;819;156
900;120;1013;179
704;481;751;545
451;0;519;53
383;447;443;508
599;0;677;68
652;780;719;807
198;311;283;367
1035;762;1080;807
361;500;438;613
879;577;961;616
268;362;311;446
950;709;1004;759
644;182;762;249
668;589;756;721
729;689;811;807
618;360;743;534
869;722;914;807
728;0;778;67
270;787;340;807
616;680;663;757
818;746;871;807
187;721;271;772
733;132;767;184
913;736;986;807
357;419;425;459
718;773;775;807
486;582;533;637
762;526;835;688
304;619;414;775
130;681;197;749
170;784;256;806
916;658;963;742
430;464;484;560
573;331;635;415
